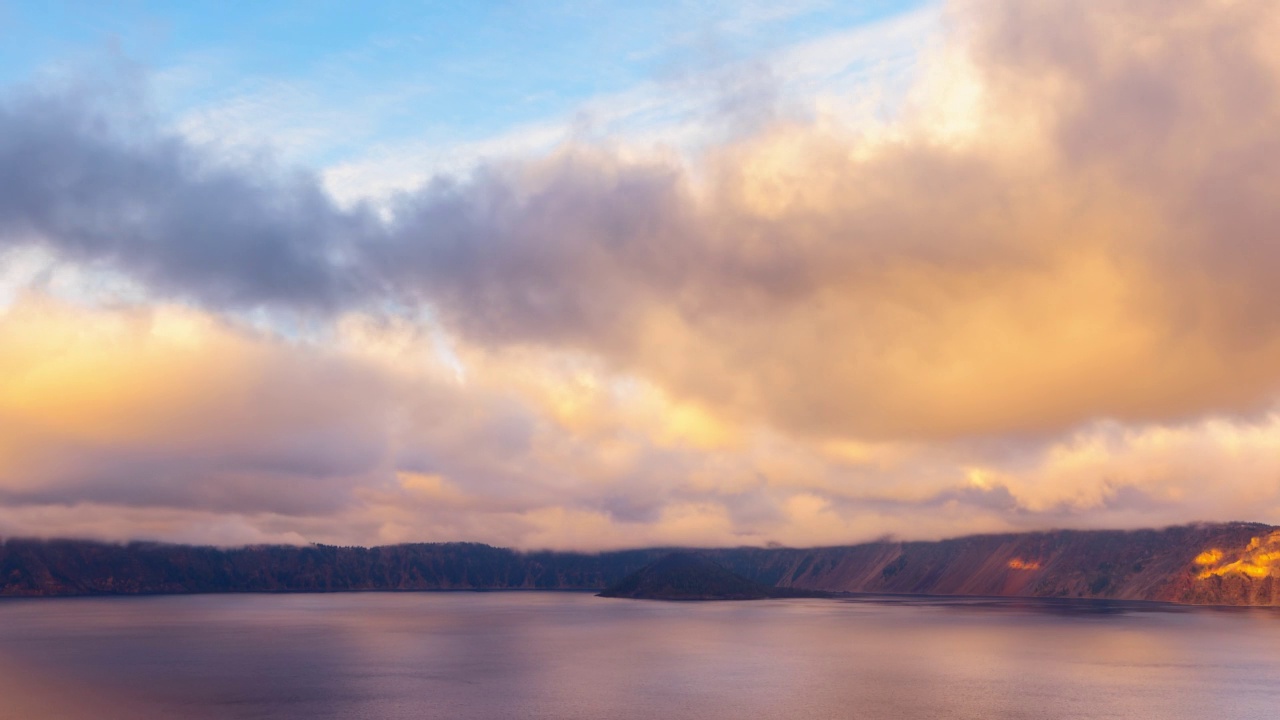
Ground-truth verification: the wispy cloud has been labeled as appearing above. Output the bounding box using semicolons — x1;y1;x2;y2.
320;5;940;204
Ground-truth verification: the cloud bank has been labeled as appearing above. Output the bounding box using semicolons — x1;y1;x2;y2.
2;0;1279;548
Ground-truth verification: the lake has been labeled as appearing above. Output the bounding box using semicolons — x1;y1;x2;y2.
0;592;1277;719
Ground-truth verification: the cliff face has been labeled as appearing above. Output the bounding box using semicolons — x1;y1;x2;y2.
4;522;1280;606
718;523;1280;606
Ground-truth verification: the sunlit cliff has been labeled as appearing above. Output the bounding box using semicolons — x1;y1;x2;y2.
754;522;1280;606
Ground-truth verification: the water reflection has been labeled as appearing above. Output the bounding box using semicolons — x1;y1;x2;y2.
0;592;1278;720
838;593;1195;616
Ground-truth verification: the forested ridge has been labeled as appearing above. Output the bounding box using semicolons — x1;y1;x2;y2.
5;522;1280;606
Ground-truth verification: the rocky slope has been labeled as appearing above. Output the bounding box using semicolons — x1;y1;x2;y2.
710;523;1280;606
3;522;1279;605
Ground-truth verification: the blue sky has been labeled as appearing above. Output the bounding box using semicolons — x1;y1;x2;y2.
8;0;1275;550
0;1;936;194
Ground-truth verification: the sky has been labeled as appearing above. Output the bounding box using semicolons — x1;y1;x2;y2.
1;0;1279;550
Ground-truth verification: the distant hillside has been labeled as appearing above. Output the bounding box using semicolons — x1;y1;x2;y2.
3;522;1279;605
0;540;668;596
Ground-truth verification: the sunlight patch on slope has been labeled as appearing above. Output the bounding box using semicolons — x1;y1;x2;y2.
1195;532;1280;580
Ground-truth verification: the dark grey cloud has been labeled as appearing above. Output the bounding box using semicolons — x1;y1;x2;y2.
0;88;379;311
381;159;697;349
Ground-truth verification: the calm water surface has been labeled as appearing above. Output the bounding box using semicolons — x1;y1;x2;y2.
0;592;1277;719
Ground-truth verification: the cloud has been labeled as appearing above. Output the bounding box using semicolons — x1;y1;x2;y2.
0;295;396;514
3;291;1276;551
2;0;1280;547
0;82;379;312
378;0;1280;443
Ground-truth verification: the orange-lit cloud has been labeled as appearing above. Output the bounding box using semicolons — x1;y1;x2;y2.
376;0;1280;444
